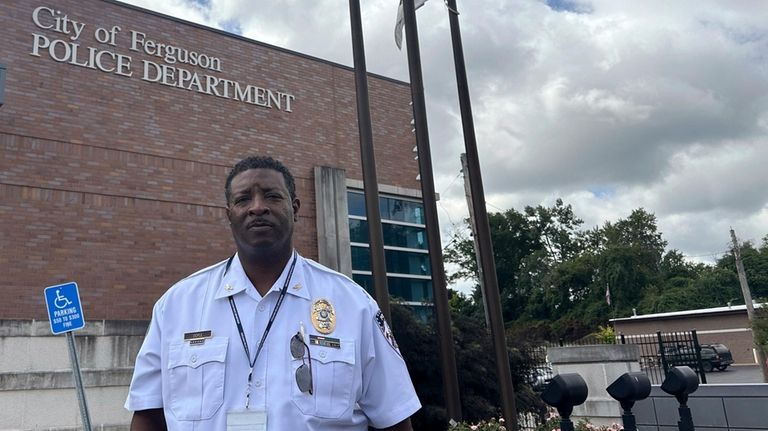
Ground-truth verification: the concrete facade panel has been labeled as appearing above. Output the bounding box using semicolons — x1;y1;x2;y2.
722;398;768;428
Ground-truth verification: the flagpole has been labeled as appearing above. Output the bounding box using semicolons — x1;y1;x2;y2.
347;0;392;321
401;0;462;422
443;0;518;428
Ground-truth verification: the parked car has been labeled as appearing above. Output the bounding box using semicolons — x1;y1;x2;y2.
702;343;734;371
658;343;733;372
528;364;553;391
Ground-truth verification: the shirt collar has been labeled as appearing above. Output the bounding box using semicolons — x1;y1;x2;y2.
215;251;310;301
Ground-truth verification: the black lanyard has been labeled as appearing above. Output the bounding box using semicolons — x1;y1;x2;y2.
225;251;298;408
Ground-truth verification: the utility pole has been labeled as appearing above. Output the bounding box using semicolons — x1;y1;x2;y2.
460;154;489;329
730;228;768;382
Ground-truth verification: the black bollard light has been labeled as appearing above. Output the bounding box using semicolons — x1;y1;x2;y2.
541;373;588;431
606;372;651;431
661;366;699;431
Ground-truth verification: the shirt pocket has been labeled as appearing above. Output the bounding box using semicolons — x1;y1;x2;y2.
167;337;228;421
291;339;356;419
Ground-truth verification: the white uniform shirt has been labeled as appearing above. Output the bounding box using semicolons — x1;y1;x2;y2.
125;253;421;430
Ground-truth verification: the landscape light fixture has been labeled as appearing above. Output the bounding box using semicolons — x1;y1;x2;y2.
660;366;699;431
607;372;651;431
541;373;588;431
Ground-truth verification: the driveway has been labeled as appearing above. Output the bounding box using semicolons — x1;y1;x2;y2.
703;364;765;384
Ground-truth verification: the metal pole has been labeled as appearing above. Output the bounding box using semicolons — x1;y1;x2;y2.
691;330;707;384
560;417;575;431
401;0;462;422
620;407;638;431
460;153;490;329
66;332;92;431
657;331;669;376
730;228;768;382
677;402;695;431
347;0;391;321
442;1;518;427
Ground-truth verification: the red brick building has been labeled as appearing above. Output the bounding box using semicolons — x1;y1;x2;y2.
0;0;427;321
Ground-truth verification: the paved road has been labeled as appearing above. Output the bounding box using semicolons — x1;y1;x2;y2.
703;364;764;384
643;364;765;384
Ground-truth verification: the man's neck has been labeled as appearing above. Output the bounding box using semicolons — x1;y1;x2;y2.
238;248;294;296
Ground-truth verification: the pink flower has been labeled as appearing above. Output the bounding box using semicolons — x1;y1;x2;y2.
499;418;505;423
470;425;478;430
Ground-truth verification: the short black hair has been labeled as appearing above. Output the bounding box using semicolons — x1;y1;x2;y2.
225;156;296;203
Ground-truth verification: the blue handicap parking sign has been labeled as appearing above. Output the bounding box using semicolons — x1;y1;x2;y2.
44;282;85;334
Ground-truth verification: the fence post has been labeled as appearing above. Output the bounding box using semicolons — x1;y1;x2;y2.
691;330;707;384
657;331;669;376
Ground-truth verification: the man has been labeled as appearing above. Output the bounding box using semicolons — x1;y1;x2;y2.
126;156;420;430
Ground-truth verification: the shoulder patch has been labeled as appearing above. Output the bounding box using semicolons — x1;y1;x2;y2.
375;310;401;356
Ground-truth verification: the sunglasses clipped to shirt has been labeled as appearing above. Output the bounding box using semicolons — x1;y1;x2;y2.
290;331;313;395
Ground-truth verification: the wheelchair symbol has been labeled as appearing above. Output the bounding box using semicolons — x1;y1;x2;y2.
54;289;73;309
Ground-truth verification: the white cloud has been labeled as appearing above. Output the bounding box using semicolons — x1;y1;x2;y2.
120;0;768;275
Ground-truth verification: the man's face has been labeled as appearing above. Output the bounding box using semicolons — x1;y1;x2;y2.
226;168;300;259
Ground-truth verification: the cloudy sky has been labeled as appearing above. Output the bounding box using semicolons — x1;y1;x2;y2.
120;0;768;269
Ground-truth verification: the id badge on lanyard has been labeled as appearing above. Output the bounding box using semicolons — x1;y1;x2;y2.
227;410;267;431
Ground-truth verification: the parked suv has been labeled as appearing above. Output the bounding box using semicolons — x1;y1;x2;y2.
659;343;734;372
702;343;734;371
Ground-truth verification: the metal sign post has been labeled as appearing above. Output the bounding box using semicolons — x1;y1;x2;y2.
44;282;92;431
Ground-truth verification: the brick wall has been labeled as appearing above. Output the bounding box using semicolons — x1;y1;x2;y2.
614;311;757;364
0;0;420;319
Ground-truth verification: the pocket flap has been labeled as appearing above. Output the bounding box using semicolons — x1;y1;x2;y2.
168;336;228;369
308;339;355;365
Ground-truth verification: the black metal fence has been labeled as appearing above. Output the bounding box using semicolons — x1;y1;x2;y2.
618;330;707;384
523;330;707;389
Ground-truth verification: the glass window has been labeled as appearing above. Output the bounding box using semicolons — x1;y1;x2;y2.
348;192;425;224
388;277;433;302
380;197;424;224
349;219;369;244
385;250;430;275
350;219;426;250
348;191;366;217
352;274;433;304
383;224;427;249
351;246;371;271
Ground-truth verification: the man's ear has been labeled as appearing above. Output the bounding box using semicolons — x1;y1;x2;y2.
225;205;232;223
292;198;301;222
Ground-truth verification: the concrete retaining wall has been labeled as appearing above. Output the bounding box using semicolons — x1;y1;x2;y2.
549;344;641;427
0;320;147;430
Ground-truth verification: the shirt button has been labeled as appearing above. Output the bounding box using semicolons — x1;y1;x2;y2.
190;354;198;363
319;351;327;359
258;304;266;312
255;379;263;387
